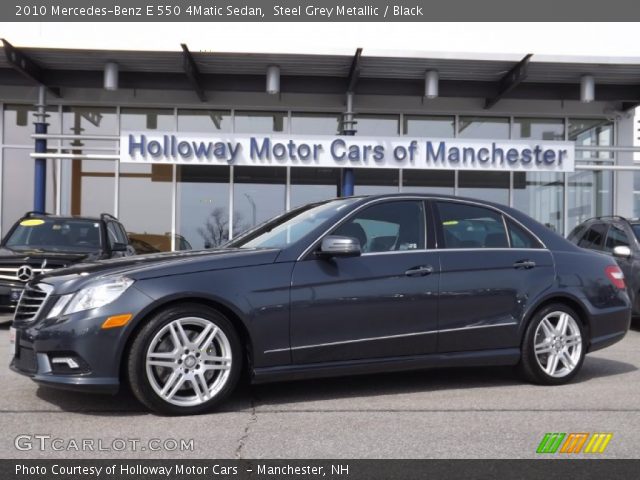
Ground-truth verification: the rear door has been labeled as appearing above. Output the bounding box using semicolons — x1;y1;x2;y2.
434;200;555;353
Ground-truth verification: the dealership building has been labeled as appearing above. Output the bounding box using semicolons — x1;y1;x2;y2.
1;40;640;250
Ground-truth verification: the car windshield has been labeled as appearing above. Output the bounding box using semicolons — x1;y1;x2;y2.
4;217;102;253
228;198;359;249
632;224;640;242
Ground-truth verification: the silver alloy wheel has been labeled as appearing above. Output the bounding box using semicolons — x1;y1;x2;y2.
533;311;582;378
145;317;232;407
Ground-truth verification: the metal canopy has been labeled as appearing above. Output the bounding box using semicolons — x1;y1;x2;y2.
1;39;60;97
2;43;640;104
484;54;533;109
181;43;207;102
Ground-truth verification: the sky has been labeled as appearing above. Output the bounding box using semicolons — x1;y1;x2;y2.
1;22;640;59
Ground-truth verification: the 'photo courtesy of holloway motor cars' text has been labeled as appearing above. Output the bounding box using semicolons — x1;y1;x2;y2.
1;1;640;479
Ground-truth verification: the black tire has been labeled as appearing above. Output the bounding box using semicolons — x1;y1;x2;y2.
519;303;586;385
127;303;242;415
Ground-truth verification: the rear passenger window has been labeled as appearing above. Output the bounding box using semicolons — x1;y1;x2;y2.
577;223;608;250
436;202;509;249
508;219;542;249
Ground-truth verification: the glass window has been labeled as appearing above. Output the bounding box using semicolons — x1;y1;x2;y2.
234;166;286;232
457;117;509;204
567;223;588;243
567;170;613;230
436;201;508;249
512;118;564;141
508;219;542;249
230;198;359;249
569;119;614;161
577;223;608;250
118;108;174;251
234;111;288;134
332;201;425;253
62;106;117;149
1;149;56;233
353;114;399;136
5;217;102;252
291;167;338;208
177;165;230;250
458;171;510;205
513;172;563;234
402;170;454;195
3;105;60;145
121;108;174;131
604;225;630;252
458;116;509;140
291;113;340;135
353;169;399;195
403;115;455;137
178;109;232;133
106;221;127;246
512;118;565;233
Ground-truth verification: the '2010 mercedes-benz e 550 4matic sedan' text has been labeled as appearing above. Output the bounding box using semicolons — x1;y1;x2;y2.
10;194;631;415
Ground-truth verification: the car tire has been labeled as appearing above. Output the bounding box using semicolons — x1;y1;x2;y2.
519;303;586;385
127;303;242;415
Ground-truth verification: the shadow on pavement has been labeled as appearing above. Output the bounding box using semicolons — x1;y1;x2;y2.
24;353;639;416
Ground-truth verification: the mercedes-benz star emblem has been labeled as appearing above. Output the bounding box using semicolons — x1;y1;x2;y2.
16;265;33;282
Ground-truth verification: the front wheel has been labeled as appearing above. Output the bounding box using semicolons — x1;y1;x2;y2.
127;304;242;415
519;304;586;385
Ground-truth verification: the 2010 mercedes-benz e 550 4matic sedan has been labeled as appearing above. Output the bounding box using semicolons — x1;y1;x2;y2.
10;194;631;415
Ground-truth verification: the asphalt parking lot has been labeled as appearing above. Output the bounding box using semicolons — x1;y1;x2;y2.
0;324;638;459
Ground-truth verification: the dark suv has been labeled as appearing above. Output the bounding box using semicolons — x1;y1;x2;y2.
0;212;135;323
568;216;640;316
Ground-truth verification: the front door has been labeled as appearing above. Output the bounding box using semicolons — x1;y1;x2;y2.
289;200;440;364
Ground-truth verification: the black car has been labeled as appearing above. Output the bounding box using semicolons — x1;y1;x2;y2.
10;195;631;415
568;215;640;316
0;212;135;323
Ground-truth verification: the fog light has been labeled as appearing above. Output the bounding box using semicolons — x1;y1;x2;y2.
51;357;80;369
101;313;133;329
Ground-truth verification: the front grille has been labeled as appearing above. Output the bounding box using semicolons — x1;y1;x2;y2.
14;283;53;323
0;266;52;282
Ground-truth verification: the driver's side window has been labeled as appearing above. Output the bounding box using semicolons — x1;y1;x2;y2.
331;201;425;253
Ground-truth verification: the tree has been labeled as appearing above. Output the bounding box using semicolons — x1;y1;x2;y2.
198;207;247;248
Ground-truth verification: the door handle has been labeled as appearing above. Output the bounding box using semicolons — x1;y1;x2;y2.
513;260;536;269
405;265;434;277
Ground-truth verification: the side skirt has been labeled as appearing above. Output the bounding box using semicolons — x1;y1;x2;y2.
252;348;521;384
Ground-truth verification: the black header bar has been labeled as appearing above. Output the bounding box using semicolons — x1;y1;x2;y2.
4;0;640;21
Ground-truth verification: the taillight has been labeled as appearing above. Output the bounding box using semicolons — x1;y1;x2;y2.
605;265;626;289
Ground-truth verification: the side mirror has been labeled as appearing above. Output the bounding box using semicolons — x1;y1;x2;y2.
613;245;632;258
111;242;128;252
317;235;361;258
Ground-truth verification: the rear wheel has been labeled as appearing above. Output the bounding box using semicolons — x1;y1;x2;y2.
127;304;242;415
519;304;585;385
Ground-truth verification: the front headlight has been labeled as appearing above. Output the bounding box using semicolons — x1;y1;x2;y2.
47;277;134;318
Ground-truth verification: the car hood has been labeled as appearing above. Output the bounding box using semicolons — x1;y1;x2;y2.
38;248;281;294
0;246;96;266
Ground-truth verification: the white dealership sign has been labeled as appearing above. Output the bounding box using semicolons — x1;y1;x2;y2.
120;132;575;172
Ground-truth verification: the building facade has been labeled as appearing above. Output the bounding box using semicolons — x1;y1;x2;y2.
1;47;638;250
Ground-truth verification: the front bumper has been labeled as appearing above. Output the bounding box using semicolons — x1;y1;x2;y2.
10;284;151;394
